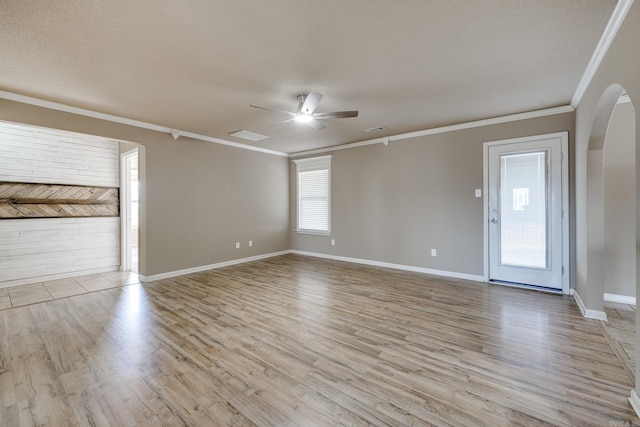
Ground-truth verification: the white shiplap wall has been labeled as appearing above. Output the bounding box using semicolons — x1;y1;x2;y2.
0;122;118;186
0;122;120;287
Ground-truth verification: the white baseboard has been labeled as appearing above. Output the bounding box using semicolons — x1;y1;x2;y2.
630;389;640;419
290;250;485;283
572;290;607;320
0;265;120;289
139;250;291;282
603;293;636;305
140;249;485;285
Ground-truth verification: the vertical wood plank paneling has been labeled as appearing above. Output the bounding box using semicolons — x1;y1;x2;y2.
0;122;120;285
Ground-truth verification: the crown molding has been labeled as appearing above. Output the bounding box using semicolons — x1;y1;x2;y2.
0;90;288;157
630;390;640;420
290;105;574;157
618;94;632;104
0;88;577;160
571;0;635;108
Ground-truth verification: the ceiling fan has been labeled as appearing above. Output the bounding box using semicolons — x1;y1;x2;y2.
250;91;358;130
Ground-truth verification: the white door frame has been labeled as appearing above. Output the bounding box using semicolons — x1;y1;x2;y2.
120;147;139;272
483;132;570;294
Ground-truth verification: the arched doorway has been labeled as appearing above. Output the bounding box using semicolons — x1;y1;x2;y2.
584;84;637;408
603;96;636;306
585;84;634;316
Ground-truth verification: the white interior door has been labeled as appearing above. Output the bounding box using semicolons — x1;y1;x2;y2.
485;133;568;292
121;149;139;273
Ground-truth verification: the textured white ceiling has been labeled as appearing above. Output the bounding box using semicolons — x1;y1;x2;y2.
0;0;617;154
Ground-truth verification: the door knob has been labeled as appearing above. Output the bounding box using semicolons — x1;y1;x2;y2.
491;218;499;224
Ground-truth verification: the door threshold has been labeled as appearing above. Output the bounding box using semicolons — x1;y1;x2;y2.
489;280;563;295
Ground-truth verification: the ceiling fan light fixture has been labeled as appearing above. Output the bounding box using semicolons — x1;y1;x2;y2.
294;114;313;123
250;91;358;130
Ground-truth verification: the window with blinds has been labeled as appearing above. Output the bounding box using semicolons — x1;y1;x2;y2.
293;155;331;234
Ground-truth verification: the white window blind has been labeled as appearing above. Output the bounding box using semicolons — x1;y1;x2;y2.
293;155;331;234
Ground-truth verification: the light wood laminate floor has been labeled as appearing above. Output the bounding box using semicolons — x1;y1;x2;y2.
0;254;637;426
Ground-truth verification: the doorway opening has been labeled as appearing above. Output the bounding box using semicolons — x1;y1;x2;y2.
121;148;139;273
584;87;635;385
582;85;636;319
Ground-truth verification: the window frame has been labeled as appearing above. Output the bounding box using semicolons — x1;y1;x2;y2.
293;155;332;235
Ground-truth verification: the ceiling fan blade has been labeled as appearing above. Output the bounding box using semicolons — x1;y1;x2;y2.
313;110;359;119
250;104;296;116
301;91;323;115
306;119;326;130
267;118;295;127
295;96;304;114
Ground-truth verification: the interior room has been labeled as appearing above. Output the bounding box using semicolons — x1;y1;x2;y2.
1;0;640;425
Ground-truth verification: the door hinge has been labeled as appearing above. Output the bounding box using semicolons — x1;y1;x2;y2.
562;266;565;275
561;209;564;218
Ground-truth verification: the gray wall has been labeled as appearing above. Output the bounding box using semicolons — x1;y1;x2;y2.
291;112;575;278
574;1;640;310
572;0;639;400
604;101;636;297
144;136;289;275
0;99;290;277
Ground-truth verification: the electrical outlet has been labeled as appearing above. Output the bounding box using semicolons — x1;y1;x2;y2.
235;242;240;249
431;248;437;257
331;239;336;246
249;240;253;247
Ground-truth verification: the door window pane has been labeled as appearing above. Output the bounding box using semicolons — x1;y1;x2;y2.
499;151;548;269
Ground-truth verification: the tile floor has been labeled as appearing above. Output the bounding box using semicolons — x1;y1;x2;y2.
602;301;636;382
0;271;140;310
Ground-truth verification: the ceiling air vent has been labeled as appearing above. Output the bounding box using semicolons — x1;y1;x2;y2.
228;130;269;141
364;126;386;133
